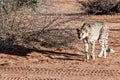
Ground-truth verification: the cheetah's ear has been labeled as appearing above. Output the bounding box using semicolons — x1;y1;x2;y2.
84;24;91;33
81;23;90;29
85;23;91;28
82;23;86;26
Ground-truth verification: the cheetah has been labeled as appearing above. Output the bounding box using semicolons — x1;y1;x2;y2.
76;22;115;61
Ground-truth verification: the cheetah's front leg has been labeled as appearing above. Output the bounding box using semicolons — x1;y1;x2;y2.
91;41;95;60
84;40;89;61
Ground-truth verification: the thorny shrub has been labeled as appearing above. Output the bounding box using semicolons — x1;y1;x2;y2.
0;0;40;48
80;0;120;15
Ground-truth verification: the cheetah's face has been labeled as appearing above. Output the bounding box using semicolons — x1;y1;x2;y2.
76;28;88;40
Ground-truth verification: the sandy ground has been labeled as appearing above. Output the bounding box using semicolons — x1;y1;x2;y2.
0;15;120;80
0;0;120;80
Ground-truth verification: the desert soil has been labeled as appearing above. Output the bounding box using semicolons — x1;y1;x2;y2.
0;0;120;80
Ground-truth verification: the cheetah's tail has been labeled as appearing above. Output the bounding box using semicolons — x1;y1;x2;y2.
106;47;115;53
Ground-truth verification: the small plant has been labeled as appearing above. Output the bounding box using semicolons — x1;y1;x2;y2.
80;0;120;15
0;0;4;4
0;0;39;11
14;0;39;11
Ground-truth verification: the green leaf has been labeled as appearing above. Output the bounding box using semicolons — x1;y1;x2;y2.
0;0;4;5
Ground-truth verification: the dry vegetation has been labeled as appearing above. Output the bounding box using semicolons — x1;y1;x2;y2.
78;0;120;15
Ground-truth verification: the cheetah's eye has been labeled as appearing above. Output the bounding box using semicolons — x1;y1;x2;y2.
81;33;84;35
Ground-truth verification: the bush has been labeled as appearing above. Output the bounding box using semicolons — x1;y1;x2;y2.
81;0;120;15
0;0;39;11
0;0;40;47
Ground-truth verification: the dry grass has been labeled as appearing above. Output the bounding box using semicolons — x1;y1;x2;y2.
79;0;120;15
